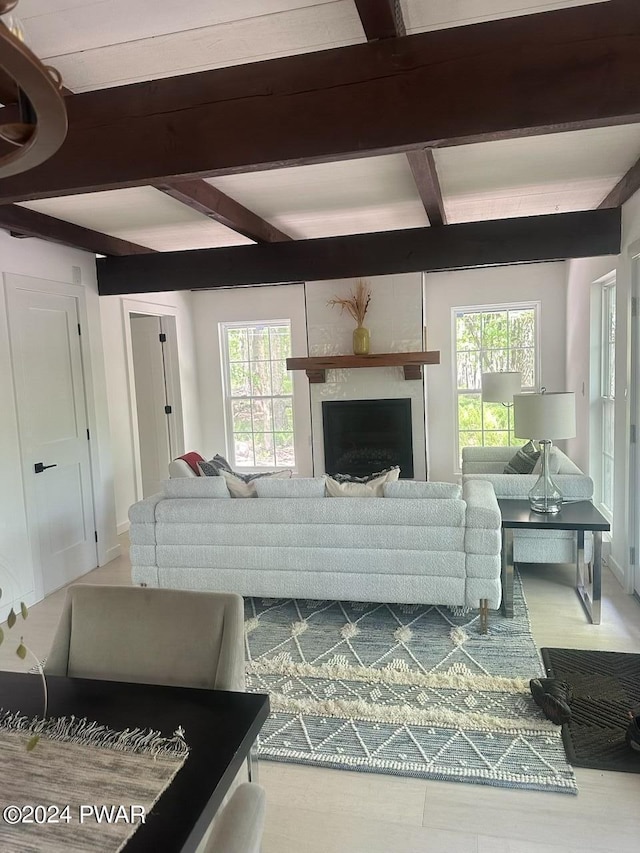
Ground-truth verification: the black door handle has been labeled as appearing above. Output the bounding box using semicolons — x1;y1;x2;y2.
34;462;57;474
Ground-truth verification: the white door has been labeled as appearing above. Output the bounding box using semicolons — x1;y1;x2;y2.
130;314;172;497
6;281;97;595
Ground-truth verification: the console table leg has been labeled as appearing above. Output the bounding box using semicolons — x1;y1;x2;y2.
576;530;602;625
501;528;514;618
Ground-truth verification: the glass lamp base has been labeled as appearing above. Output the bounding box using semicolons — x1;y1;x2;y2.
528;440;563;513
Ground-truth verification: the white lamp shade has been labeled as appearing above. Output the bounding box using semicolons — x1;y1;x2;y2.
513;392;576;440
481;372;521;403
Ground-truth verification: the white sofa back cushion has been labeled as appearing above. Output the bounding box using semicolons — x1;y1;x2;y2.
383;481;462;499
256;478;326;498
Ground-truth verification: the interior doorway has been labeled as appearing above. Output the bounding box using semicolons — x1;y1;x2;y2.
126;307;184;499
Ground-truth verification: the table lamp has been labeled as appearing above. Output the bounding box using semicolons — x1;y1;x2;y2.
513;390;576;513
481;371;521;406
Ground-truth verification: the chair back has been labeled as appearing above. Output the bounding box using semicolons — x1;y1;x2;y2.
45;585;245;692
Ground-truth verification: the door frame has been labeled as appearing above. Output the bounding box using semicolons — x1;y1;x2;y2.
4;274;99;604
122;298;184;504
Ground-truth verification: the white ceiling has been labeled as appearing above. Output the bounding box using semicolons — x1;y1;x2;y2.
9;0;640;253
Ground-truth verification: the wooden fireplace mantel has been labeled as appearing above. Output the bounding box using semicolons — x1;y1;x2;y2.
285;351;440;383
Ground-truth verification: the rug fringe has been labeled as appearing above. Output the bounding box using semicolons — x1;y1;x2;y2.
0;709;189;758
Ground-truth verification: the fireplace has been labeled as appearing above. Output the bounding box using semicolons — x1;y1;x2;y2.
322;398;414;478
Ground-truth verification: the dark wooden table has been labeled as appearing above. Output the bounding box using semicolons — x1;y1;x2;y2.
497;499;610;624
0;672;269;852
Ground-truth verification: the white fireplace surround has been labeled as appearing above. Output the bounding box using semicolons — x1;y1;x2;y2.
305;273;427;480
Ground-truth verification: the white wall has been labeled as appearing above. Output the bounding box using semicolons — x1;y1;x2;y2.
424;262;568;483
190;284;312;475
305;274;426;479
0;231;118;617
100;292;201;531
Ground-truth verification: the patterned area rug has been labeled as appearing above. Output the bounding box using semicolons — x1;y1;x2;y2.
244;574;577;793
541;647;640;773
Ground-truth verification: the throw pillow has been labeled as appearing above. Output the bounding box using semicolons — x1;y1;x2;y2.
219;468;292;498
324;466;400;497
197;454;233;477
503;441;540;474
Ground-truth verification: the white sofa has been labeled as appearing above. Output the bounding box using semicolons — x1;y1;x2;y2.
128;476;503;618
461;445;594;564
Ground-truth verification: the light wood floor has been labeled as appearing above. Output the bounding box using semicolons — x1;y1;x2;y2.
2;543;640;853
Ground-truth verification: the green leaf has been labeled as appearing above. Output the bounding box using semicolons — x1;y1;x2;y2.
0;626;3;646
16;643;27;660
7;609;16;629
26;735;40;752
20;602;28;620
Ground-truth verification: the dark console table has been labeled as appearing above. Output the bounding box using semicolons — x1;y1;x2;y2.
497;499;610;624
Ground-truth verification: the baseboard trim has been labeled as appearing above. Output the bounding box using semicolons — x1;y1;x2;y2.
101;543;122;566
116;520;130;536
606;553;629;591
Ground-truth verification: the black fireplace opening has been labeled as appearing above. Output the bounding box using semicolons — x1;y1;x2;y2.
322;398;414;479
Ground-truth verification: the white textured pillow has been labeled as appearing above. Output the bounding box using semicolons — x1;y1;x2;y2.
219;468;292;498
324;467;400;497
255;477;326;498
383;481;462;499
532;448;562;475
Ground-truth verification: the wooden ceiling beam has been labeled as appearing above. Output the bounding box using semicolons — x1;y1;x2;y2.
353;0;405;39
0;204;155;255
405;148;447;227
598;155;640;209
156;179;291;243
96;209;620;295
0;0;638;203
354;0;447;225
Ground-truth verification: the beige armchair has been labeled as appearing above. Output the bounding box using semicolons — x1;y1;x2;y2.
45;585;245;692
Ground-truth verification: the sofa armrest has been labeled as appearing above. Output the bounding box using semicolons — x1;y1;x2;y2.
462;479;501;530
462;472;593;501
128;493;164;524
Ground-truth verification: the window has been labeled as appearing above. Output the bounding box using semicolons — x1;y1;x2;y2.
454;303;538;464
600;282;616;519
221;321;295;468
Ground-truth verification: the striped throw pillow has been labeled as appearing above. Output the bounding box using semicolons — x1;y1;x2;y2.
503;441;540;474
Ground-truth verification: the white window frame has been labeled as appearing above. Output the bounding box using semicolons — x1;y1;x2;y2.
451;301;541;470
599;278;616;524
220;319;295;470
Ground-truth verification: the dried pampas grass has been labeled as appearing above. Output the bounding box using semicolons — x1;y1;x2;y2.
327;279;371;326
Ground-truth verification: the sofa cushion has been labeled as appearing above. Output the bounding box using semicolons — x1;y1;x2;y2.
324;467;400;497
220;468;292;498
503;441;540;474
383;481;462;499
255;478;326;498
